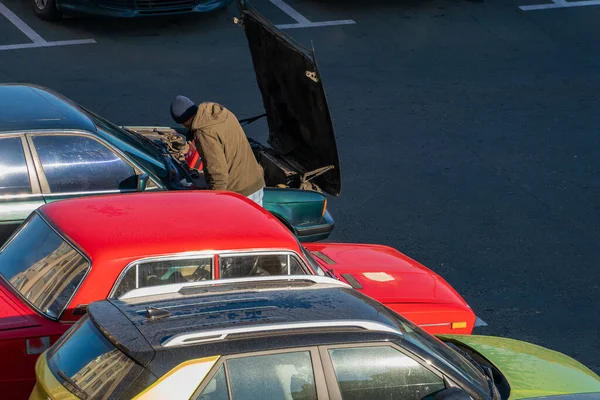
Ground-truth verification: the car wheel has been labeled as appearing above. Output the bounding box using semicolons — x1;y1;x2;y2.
32;0;62;21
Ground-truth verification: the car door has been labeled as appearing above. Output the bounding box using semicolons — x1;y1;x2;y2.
191;347;330;400
0;135;44;245
25;132;158;204
319;343;447;400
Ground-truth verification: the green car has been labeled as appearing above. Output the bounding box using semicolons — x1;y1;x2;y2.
440;334;600;399
0;1;342;245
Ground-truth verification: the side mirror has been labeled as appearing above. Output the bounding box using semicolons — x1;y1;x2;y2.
435;387;471;400
137;173;149;192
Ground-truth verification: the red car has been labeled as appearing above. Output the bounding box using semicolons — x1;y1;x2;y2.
0;191;479;398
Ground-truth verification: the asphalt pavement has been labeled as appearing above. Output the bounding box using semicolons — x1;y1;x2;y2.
1;0;599;372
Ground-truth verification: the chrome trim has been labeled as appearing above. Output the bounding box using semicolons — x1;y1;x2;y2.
0;193;44;201
19;135;42;195
108;249;313;299
418;322;451;327
119;275;351;300
161;319;403;347
42;189;127;197
24;134;50;193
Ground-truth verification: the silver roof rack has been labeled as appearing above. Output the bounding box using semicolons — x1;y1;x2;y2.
119;275;351;300
161;320;403;347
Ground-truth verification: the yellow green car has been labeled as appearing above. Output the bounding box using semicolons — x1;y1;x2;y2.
30;277;600;400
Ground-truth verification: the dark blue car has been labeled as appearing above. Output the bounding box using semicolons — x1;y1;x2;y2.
33;0;231;20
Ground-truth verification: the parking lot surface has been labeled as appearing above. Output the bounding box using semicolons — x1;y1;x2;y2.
1;0;599;372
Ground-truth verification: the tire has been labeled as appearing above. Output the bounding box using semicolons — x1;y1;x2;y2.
33;0;62;21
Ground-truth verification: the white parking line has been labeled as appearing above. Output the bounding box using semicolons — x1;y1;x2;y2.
0;2;46;43
269;0;356;29
519;0;600;9
0;1;96;51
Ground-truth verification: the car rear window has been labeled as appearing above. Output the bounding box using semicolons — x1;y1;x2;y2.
47;316;137;400
0;214;90;319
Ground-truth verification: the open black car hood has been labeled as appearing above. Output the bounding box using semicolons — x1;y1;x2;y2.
236;0;341;196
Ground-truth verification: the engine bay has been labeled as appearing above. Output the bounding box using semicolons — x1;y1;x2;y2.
130;126;327;193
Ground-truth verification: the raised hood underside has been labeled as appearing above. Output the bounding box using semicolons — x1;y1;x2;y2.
236;0;341;196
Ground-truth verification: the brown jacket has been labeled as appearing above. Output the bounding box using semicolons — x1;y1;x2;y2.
190;102;265;196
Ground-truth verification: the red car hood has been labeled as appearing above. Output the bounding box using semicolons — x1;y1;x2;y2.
0;280;40;331
305;243;469;307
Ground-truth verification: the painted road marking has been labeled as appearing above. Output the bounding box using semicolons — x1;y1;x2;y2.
269;0;356;29
0;1;96;51
519;0;600;10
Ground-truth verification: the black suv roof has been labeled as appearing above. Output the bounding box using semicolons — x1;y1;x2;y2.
0;84;97;132
88;278;407;376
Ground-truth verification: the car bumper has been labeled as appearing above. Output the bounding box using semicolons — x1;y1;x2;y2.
57;0;231;17
295;209;334;243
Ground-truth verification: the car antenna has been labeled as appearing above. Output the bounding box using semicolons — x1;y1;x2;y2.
146;307;171;320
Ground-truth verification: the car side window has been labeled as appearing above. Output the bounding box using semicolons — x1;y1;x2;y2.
0;137;32;196
219;254;307;279
327;346;445;400
196;365;229;400
200;351;317;400
32;134;137;193
112;257;213;298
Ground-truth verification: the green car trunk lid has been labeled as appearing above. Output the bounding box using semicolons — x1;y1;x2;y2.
440;334;600;399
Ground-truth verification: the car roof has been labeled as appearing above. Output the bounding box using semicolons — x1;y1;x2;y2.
88;279;407;371
38;190;301;264
0;84;97;133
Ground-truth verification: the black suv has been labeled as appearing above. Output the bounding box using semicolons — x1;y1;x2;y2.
31;277;501;400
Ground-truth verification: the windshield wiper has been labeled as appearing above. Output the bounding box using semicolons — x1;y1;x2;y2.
56;369;89;400
483;366;496;399
447;342;497;399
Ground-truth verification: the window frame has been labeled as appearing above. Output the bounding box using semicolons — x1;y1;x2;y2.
108;253;216;298
217;250;312;278
24;130;163;196
318;342;447;400
108;249;312;299
0;133;42;199
191;346;330;400
0;211;92;321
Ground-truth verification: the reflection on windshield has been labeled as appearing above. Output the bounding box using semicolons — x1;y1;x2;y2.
48;317;136;400
0;215;90;319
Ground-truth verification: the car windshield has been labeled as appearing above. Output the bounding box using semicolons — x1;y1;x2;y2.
47;316;137;399
0;214;90;320
82;106;169;181
391;313;489;397
299;246;327;277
